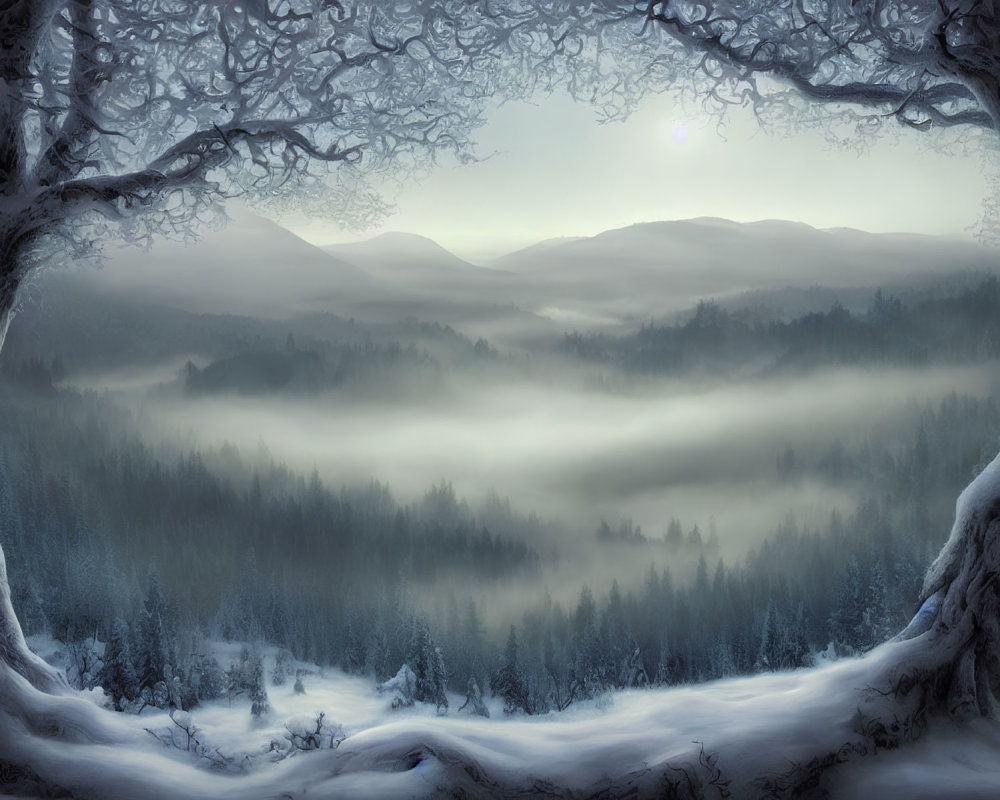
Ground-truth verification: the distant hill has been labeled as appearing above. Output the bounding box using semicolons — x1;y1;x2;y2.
18;215;999;349
39;212;380;319
324;232;512;290
492;217;999;319
493;235;587;263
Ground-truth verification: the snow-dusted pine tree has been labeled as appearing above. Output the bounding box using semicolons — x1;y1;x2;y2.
248;648;269;721
492;625;531;715
96;619;137;711
429;646;449;715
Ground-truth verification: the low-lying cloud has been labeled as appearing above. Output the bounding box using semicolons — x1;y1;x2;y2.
130;362;997;556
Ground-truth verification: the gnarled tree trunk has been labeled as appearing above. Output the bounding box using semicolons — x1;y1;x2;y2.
0;304;11;355
0;272;68;697
0;543;67;696
0;257;20;354
875;452;1000;721
0;236;71;703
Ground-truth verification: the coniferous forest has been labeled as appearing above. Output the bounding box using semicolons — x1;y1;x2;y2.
3;265;998;721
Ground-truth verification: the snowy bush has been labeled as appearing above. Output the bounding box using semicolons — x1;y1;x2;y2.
151;681;170;709
169;710;198;751
283;712;345;751
458;679;490;718
378;664;417;709
143;710;236;772
190;654;226;702
66;638;103;691
217;646;270;719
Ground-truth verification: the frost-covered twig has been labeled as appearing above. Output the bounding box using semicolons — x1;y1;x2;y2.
144;714;236;771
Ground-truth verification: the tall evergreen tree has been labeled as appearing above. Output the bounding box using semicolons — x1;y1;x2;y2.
407;616;435;705
429;646;449;714
492;626;530;715
248;647;270;720
96;619;138;710
136;574;171;699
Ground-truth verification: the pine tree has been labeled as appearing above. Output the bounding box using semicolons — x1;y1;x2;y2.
429;646;449;714
271;649;293;686
248;647;270;720
491;626;530;714
829;559;867;656
863;559;893;650
364;619;392;682
136;574;172;701
196;656;226;702
665;518;684;548
163;663;185;710
97;619;138;710
407;616;434;704
620;632;649;688
461;600;486;687
755;603;774;671
341;604;366;674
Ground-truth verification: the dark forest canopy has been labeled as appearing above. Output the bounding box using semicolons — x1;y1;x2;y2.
561;280;1000;376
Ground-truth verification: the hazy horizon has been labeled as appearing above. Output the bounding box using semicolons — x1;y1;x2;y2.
311;213;990;267
282;90;992;261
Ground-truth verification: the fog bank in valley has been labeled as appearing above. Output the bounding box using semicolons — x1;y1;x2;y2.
116;361;994;556
8;215;999;561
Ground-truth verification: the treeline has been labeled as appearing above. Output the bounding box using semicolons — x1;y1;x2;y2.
0;281;497;381
475;501;920;714
184;332;497;395
475;392;998;713
561;279;1000;375
0;381;996;718
0;382;542;712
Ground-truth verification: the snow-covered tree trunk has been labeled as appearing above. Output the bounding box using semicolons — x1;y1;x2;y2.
0;540;66;696
0;244;24;354
0;304;11;355
0;239;67;698
877;452;1000;721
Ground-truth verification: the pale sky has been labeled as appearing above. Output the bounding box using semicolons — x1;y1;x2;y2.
283;90;993;263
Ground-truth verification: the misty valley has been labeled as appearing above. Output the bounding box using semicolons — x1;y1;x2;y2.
2;215;1000;796
4;0;1000;796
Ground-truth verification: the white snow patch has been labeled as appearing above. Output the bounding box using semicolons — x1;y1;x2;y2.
4;640;1000;798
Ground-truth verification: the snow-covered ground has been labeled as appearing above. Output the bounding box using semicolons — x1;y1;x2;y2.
6;451;1000;798
2;455;998;797
4;635;1000;799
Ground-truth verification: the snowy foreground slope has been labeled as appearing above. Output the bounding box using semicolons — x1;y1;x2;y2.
5;453;1000;798
3;646;1000;800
